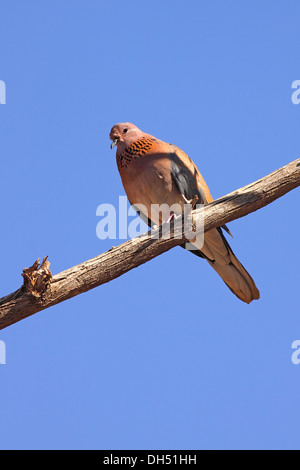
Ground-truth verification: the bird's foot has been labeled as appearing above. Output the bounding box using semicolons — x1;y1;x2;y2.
182;194;199;209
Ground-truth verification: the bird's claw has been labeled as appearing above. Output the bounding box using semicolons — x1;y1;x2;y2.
182;194;199;209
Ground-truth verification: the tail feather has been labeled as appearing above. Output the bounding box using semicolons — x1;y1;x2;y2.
187;228;260;304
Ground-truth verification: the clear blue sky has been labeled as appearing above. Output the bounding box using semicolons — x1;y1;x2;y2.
0;0;299;450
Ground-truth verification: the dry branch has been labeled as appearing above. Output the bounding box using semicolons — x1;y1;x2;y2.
0;158;299;330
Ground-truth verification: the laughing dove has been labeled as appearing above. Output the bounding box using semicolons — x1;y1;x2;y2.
110;122;260;304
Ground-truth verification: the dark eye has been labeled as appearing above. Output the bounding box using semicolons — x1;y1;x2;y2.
123;128;128;134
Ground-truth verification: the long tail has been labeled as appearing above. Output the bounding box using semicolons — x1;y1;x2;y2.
187;228;260;304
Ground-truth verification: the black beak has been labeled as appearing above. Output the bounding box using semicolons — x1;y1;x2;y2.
110;138;119;149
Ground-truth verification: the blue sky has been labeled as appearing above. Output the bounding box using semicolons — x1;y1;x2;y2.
0;0;299;450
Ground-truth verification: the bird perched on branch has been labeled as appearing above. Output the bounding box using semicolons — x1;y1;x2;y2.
110;122;260;304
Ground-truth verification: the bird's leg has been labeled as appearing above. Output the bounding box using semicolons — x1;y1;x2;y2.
191;195;199;209
151;213;176;239
163;212;176;224
159;212;176;238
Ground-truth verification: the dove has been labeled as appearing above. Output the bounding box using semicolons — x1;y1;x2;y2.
110;122;260;303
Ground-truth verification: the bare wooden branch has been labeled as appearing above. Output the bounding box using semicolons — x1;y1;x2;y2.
0;158;299;330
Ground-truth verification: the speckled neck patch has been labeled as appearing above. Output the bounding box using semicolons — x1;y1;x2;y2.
117;137;156;169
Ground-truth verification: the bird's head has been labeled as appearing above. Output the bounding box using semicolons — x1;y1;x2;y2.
109;122;142;150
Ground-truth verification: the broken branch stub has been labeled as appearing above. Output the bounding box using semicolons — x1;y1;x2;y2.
22;257;52;298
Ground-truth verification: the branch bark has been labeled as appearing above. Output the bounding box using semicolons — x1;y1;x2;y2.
0;158;299;330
